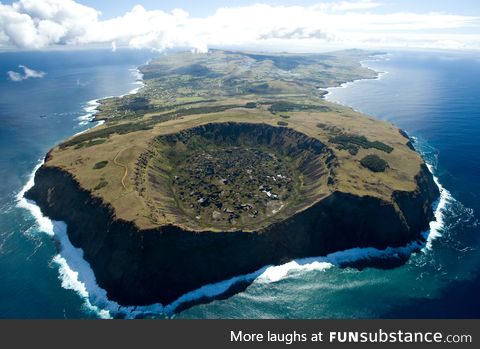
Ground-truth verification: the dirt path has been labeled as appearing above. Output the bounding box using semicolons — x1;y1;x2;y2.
113;149;128;191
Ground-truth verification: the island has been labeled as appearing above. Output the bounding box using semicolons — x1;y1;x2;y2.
25;49;439;306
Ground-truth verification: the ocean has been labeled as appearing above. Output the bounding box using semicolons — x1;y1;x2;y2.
0;49;479;318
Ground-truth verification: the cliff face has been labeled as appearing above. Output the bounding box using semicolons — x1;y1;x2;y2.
25;163;439;306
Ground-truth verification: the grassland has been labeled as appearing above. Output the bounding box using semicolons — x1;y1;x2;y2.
43;49;423;231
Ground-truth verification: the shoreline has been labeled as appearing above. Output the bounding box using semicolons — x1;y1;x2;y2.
76;65;145;128
323;51;451;249
17;155;448;318
324;53;390;107
17;53;449;319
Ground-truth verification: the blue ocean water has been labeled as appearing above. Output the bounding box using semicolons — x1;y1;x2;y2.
0;49;479;318
0;49;154;318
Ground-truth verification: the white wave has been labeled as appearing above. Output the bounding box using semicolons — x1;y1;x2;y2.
53;255;110;319
124;67;144;96
51;220;133;319
256;241;424;285
324;54;449;250
16;149;447;319
257;260;332;283
16;179;152;319
76;65;145;128
16;160;436;318
77;99;100;126
423;163;451;250
17;161;434;318
127;86;142;95
13;63;151;318
325;69;388;100
324;54;390;105
163;240;424;315
16;159;54;236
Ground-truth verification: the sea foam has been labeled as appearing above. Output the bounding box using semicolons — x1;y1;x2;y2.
16;160;54;236
423;164;451;250
126;67;144;95
76;67;145;127
16;156;446;318
77;99;100;126
324;54;390;110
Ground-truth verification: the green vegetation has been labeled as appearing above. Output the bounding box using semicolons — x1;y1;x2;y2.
329;133;394;155
243;53;321;70
61;123;153;148
247;83;272;94
74;139;107;149
118;96;152;112
268;101;331;114
92;49;379;124
94;179;108;190
360;154;388;172
172;63;220;78
93;161;108;169
151;104;243;123
277;121;289;126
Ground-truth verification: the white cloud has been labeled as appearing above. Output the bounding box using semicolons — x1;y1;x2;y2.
312;0;382;12
7;64;46;81
0;0;98;49
0;0;479;52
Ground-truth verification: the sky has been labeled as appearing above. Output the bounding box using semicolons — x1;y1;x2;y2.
76;0;480;19
1;0;479;52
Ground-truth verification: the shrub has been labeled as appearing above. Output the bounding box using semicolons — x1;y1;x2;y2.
62;122;153;148
277;121;289;127
93;161;108;169
360;154;388;172
330;133;393;154
74;139;107;149
94;180;108;190
268;101;331;113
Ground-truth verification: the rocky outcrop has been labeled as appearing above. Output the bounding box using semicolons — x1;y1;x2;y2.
25;161;439;306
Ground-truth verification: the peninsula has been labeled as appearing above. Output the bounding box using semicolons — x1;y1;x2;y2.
26;49;439;305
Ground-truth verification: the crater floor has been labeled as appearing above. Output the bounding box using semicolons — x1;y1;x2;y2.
136;122;333;230
172;147;298;227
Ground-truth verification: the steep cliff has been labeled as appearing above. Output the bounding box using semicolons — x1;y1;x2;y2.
25;162;439;306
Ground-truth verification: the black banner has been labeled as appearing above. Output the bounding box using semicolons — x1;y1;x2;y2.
1;319;478;348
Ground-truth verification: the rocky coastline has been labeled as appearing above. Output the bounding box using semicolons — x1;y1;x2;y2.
25;159;439;305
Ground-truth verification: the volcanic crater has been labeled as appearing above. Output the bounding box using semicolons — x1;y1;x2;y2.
136;122;337;230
